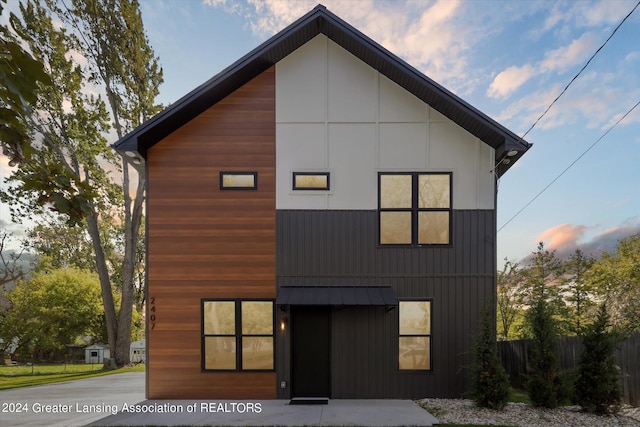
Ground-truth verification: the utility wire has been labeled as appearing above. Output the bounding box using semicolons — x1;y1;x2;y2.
496;0;640;234
497;99;640;234
517;0;640;143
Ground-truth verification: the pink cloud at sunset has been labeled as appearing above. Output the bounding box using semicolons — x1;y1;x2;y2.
536;223;589;251
532;220;640;261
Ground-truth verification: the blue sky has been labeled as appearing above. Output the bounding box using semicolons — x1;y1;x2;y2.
2;0;640;264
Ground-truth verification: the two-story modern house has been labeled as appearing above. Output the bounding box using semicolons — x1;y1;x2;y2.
114;4;530;400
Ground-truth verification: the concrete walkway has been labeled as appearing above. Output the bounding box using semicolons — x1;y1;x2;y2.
1;372;439;426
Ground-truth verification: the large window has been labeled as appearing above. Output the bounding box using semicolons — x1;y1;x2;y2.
202;300;274;371
399;300;431;371
379;172;451;245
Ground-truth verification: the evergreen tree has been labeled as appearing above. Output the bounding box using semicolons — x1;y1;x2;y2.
471;302;511;410
525;299;566;408
562;249;595;334
575;303;622;414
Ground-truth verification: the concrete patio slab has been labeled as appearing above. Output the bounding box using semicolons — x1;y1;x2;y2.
88;399;438;426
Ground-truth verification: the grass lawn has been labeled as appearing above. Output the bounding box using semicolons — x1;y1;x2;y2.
0;363;145;390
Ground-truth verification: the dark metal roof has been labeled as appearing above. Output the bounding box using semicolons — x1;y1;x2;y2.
276;286;397;307
113;4;531;177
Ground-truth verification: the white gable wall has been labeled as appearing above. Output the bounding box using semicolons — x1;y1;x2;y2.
276;35;495;210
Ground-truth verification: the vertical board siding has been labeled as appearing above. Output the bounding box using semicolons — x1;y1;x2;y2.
276;209;496;398
146;68;276;399
277;210;495;278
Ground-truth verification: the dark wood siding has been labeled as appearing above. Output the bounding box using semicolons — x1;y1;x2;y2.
276;209;495;398
146;67;276;399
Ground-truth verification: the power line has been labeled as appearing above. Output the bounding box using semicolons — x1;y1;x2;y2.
495;0;640;234
518;0;640;143
497;99;640;234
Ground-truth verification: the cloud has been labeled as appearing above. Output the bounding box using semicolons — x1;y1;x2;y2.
581;220;640;256
539;33;596;73
494;84;560;126
488;32;596;101
530;219;640;261
537;223;589;253
202;0;490;94
487;64;535;99
579;0;636;27
494;68;639;131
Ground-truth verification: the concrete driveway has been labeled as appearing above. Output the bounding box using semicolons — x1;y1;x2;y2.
1;372;145;427
1;372;438;426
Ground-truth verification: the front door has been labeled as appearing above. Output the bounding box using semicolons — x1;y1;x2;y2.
291;306;330;397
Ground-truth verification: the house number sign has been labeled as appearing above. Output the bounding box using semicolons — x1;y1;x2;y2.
149;296;156;330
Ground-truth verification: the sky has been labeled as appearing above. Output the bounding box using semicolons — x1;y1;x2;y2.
2;0;640;265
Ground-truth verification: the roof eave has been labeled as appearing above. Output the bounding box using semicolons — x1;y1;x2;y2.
112;3;531;177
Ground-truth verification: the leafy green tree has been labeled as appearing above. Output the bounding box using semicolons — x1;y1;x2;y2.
575;303;622;414
2;0;161;367
0;0;51;165
525;299;566;408
588;233;640;334
497;259;525;340
471;302;511;410
25;218;97;272
46;0;162;366
562;249;596;334
0;268;103;359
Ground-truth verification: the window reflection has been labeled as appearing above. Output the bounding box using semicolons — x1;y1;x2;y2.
380;174;412;208
379;172;451;245
418;211;449;244
399;300;431;370
220;172;257;189
202;300;275;371
242;337;274;370
380;211;412;244
241;301;273;335
293;173;329;190
418;174;450;208
203;301;235;335
205;337;236;370
399;337;430;370
399;301;431;335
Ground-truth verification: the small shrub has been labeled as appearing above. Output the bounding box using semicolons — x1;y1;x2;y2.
471;303;510;410
575;303;622;414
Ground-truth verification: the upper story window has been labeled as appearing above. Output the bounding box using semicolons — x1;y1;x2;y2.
378;172;451;245
220;172;257;190
292;172;330;190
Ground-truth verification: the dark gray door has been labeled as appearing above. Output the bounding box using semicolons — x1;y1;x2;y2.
291;306;330;397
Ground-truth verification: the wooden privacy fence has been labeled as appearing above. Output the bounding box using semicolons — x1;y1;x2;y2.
498;333;640;407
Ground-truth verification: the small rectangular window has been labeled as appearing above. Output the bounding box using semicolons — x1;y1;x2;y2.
399;300;432;371
292;172;330;190
220;172;257;190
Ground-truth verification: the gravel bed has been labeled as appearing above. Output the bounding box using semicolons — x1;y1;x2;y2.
418;398;640;426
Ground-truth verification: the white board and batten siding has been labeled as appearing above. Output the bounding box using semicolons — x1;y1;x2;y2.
276;35;495;211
